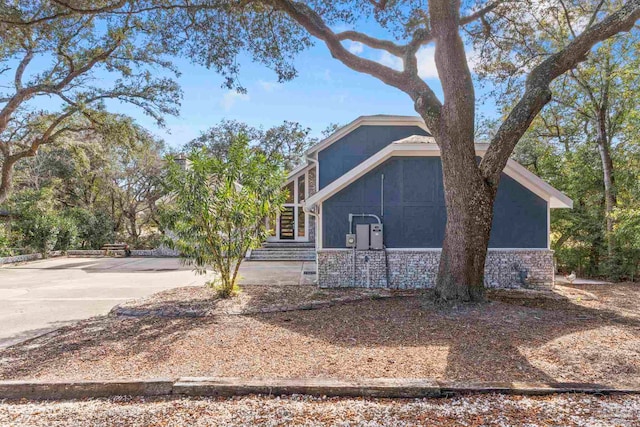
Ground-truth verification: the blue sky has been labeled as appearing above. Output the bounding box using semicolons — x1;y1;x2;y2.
2;20;500;151
122;40;499;149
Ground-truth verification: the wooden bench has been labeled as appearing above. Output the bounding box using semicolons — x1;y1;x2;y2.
101;243;131;257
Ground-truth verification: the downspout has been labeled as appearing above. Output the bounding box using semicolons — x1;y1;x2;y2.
381;174;390;288
303;152;320;282
381;174;384;218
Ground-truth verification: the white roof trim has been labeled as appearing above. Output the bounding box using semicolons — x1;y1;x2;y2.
305;115;430;156
286;162;312;181
306;142;573;209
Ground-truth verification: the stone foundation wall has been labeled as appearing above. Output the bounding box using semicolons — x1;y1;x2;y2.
131;246;179;257
0;253;42;266
67;246;179;257
0;251;63;266
317;249;554;290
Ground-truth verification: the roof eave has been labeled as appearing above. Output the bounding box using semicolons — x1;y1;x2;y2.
305;115;430;157
306;143;573;209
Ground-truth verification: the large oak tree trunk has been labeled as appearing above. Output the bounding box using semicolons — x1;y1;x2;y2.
437;178;495;302
432;128;496;302
427;0;496;302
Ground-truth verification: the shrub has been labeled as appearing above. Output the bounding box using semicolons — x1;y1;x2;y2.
54;216;78;252
21;213;59;257
160;135;286;297
66;208;115;249
0;228;13;257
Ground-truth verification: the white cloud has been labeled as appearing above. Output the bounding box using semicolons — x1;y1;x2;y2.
416;46;439;79
466;49;481;73
314;69;332;82
331;93;348;104
348;41;364;54
378;51;402;71
378;46;478;79
220;90;249;111
258;80;280;92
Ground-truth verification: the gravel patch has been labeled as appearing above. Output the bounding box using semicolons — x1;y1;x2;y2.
1;394;639;426
0;283;638;386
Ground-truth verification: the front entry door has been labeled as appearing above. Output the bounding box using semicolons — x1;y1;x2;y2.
279;206;295;240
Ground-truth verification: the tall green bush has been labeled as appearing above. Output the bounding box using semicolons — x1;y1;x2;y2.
21;213;59;257
0;227;12;257
160;135;286;297
66;208;115;249
54;216;79;252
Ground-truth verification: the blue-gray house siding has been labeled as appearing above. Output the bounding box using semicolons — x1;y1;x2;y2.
318;125;430;190
322;156;548;249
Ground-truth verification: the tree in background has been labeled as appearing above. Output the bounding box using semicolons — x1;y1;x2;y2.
185;120;344;172
110;132;165;247
0;1;180;204
65;208;115;250
496;3;640;280
161;136;286;297
5;115;166;251
185;119;315;171
9;188;67;257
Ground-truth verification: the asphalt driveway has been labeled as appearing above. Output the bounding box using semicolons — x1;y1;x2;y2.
0;257;209;348
0;257;314;349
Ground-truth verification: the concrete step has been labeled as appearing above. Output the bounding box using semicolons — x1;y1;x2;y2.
251;249;315;254
250;250;315;256
262;242;315;248
252;248;316;253
249;251;316;261
249;241;316;261
249;257;316;261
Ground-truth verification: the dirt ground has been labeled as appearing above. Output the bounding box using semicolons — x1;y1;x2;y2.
1;394;639;427
0;282;638;386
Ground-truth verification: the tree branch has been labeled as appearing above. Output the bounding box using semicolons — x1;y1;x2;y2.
0;0;127;26
558;0;577;38
429;0;475;140
268;0;442;120
0;19;129;134
480;0;640;183
335;30;404;56
586;0;607;30
14;50;34;91
460;0;506;25
50;0;128;14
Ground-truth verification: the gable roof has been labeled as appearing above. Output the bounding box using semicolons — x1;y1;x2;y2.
286;115;430;181
306;135;573;209
305;115;431;157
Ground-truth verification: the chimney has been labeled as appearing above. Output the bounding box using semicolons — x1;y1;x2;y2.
174;153;188;170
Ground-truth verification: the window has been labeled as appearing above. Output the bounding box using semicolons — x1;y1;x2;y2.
285;181;294;203
298;175;306;203
298;207;305;237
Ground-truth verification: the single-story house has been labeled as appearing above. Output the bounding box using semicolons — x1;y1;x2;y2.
255;114;572;289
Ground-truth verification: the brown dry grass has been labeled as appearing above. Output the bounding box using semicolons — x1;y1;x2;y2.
0;282;638;386
111;285;407;316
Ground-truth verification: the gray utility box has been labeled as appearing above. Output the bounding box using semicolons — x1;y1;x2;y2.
351;223;384;250
370;224;384;250
356;224;370;250
345;233;356;248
